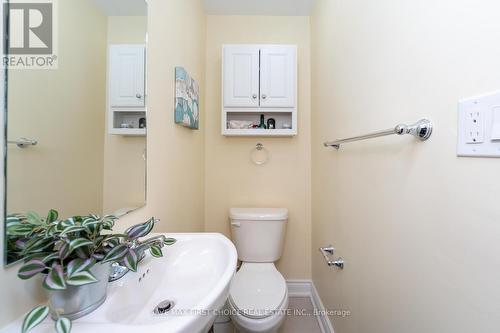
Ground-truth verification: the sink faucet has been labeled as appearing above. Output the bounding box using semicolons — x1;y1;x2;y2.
132;234;168;258
109;262;130;282
109;222;166;282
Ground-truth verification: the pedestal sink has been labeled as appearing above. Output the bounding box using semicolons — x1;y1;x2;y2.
1;233;238;333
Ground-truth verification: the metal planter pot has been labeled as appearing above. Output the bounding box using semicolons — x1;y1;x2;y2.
47;262;111;320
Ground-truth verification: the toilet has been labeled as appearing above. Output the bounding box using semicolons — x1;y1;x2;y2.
228;208;289;333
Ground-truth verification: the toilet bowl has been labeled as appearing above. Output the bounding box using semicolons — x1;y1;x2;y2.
228;263;288;333
228;208;289;333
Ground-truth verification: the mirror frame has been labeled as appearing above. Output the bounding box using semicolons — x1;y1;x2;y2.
3;0;11;266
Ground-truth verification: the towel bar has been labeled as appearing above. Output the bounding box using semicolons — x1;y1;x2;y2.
324;118;432;149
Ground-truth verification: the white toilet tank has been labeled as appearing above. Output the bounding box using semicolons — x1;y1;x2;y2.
230;208;288;262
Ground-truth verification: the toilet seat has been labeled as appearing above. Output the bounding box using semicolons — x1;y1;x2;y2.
229;263;287;319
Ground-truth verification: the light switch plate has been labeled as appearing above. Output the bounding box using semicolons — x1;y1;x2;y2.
458;91;500;157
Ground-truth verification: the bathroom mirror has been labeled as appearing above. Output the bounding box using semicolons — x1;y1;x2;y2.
3;0;148;264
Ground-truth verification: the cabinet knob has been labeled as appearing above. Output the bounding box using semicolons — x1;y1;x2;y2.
252;94;258;99
136;93;142;99
262;94;267;100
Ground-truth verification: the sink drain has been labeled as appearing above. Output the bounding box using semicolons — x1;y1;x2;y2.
154;300;175;315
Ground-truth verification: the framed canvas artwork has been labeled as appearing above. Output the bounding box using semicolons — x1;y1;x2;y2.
175;67;199;129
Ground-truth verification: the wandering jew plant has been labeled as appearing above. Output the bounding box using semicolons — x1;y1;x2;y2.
8;210;176;333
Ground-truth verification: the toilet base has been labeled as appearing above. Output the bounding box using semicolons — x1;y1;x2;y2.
228;292;289;333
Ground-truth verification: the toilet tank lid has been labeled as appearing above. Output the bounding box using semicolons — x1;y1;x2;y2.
230;208;288;221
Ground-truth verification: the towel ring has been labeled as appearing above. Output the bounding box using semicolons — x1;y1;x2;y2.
251;143;270;165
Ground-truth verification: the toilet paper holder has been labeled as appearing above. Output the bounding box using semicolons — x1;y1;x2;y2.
319;245;344;269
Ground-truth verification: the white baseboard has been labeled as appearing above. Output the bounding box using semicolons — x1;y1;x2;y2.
286;280;334;333
287;279;313;297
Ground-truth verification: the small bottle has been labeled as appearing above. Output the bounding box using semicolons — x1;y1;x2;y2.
267;118;276;129
258;114;267;129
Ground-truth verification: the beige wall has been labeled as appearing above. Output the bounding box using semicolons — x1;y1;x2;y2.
107;16;147;44
204;16;311;279
7;0;107;218
116;0;206;233
311;0;500;332
102;16;148;215
0;0;107;327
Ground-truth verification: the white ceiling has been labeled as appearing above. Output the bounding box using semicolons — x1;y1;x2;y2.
93;0;147;16
203;0;317;16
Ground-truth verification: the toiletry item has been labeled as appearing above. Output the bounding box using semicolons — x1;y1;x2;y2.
258;114;267;129
139;118;146;128
120;123;131;129
282;123;292;129
228;120;254;129
267;118;276;129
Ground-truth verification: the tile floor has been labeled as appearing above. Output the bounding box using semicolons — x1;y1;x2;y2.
278;297;323;333
220;297;323;333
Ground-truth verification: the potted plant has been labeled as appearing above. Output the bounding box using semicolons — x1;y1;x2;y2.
7;209;176;333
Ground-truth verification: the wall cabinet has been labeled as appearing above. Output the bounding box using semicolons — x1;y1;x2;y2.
222;44;297;136
223;46;260;108
108;44;146;136
109;45;145;107
259;46;296;108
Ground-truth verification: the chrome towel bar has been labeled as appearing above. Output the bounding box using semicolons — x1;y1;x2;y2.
8;137;38;148
324;118;433;149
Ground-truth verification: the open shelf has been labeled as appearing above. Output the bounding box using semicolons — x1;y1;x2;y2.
223;111;297;137
223;128;296;136
108;128;146;136
109;110;146;136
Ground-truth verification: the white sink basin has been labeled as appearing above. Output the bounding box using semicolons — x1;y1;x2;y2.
1;233;238;333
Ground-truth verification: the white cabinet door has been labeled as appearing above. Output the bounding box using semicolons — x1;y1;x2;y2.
223;46;260;107
259;46;296;108
109;45;145;107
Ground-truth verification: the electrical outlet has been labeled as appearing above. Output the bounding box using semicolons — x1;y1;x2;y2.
457;91;500;157
465;110;484;144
